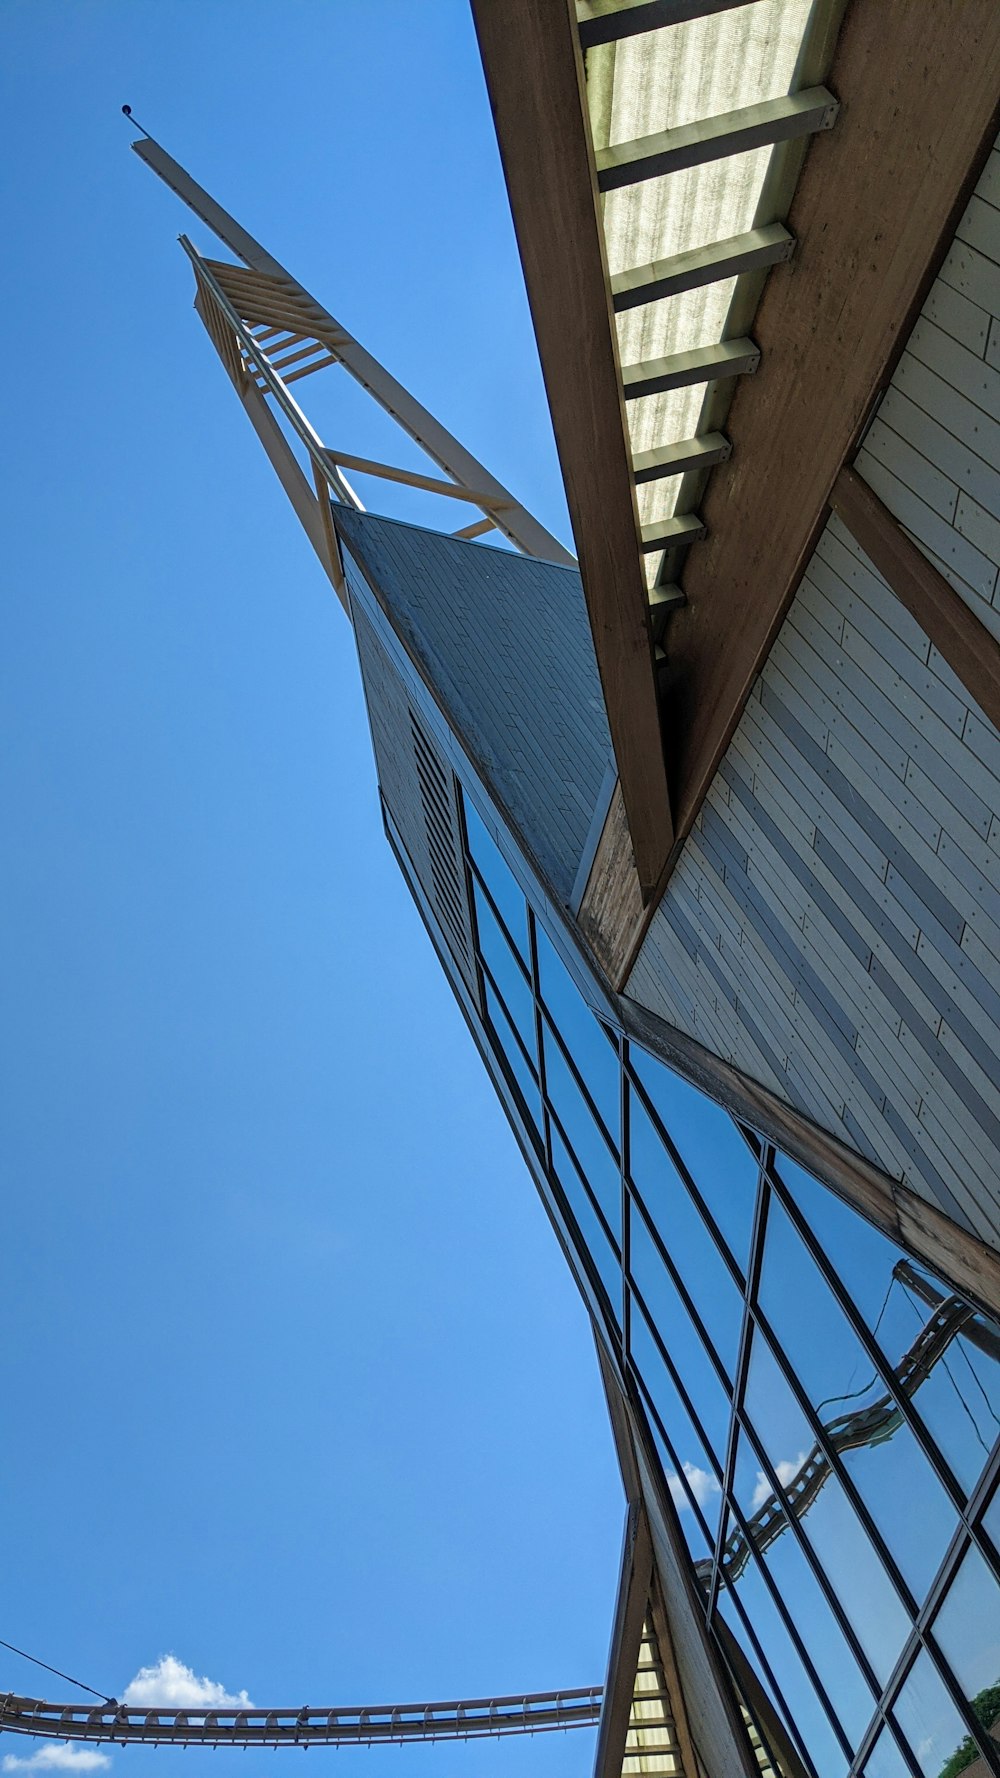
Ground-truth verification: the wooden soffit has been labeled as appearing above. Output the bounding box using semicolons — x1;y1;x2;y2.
661;0;1000;858
474;0;1000;988
470;0;673;899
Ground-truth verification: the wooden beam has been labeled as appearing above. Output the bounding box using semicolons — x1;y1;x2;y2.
831;464;1000;735
592;1505;654;1778
620;996;1000;1319
471;0;673;895
658;0;1000;880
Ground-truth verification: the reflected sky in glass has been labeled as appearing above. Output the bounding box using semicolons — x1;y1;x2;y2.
629;1296;725;1550
474;882;536;1058
892;1651;969;1778
483;980;540;1137
543;1030;621;1241
743;1330;911;1683
629;1206;732;1464
465;800;530;961
549;1123;621;1321
535;924;620;1142
629;1086;745;1376
631;1044;759;1269
933;1540;1000;1736
781;1156;1000;1500
760;1196;958;1599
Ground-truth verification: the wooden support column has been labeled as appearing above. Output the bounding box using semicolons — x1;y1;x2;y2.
831;464;1000;734
470;0;673;897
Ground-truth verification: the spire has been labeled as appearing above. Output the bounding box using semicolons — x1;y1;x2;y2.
128;123;574;585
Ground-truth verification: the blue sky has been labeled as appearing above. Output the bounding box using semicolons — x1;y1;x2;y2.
0;4;621;1775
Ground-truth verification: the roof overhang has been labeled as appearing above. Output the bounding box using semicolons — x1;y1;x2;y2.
472;0;1000;985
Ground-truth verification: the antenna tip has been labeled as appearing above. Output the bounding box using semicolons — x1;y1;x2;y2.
122;103;132;116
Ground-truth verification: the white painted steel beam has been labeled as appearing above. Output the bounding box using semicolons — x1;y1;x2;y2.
596;88;839;190
639;513;705;553
632;433;731;483
623;337;760;398
576;0;754;49
611;223;795;311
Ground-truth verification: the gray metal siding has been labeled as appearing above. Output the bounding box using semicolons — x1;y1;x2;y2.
855;146;1000;644
629;514;1000;1247
627;139;1000;1249
335;506;616;908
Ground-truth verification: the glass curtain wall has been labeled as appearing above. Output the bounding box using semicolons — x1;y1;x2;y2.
462;795;1000;1778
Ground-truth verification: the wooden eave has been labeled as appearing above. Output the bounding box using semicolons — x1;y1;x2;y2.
470;0;674;900
473;0;1000;987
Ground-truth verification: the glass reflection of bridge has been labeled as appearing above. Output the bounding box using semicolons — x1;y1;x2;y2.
700;1264;1000;1588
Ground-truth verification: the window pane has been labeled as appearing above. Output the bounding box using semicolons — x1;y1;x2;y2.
780;1153;1000;1501
932;1539;1000;1764
718;1545;849;1778
892;1651;970;1778
629;1204;733;1465
861;1726;913;1778
742;1328;911;1684
760;1196;958;1601
543;1028;621;1243
629;1084;745;1378
484;981;540;1139
464;800;530;960
550;1124;621;1324
631;1042;759;1270
474;883;536;1061
728;1429;878;1751
629;1295;723;1553
535;924;620;1143
715;1587;825;1778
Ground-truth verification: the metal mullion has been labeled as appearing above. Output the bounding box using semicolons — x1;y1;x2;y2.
847;1693;923;1778
547;1099;622;1265
467;858;533;987
708;1159;772;1621
751;1300;922;1620
629;1186;735;1403
537;996;620;1162
767;1162;971;1518
629;1278;726;1491
479;956;540;1084
625;1056;747;1290
718;1495;855;1768
712;1579;823;1778
728;1413;886;1711
621;1041;632;1366
630;1363;719;1558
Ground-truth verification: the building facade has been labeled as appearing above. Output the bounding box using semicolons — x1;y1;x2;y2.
136;4;1000;1775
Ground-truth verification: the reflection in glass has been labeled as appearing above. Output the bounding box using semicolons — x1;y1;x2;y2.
549;1123;621;1321
892;1651;969;1778
742;1330;911;1683
727;1431;877;1752
715;1587;818;1778
629;1296;725;1551
862;1725;914;1778
483;981;540;1137
720;1544;849;1778
932;1541;1000;1764
631;1044;759;1269
464;800;530;959
760;1197;957;1600
629;1206;733;1464
543;1029;621;1242
473;883;536;1060
781;1155;1000;1500
535;924;620;1141
629;1085;745;1376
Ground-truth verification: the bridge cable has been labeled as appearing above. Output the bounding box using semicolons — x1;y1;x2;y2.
0;1639;111;1704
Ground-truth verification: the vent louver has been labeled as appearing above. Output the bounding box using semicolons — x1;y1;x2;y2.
409;709;471;967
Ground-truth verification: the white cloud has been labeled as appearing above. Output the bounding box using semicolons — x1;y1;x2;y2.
122;1655;252;1710
751;1453;808;1513
667;1462;721;1513
3;1745;110;1773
